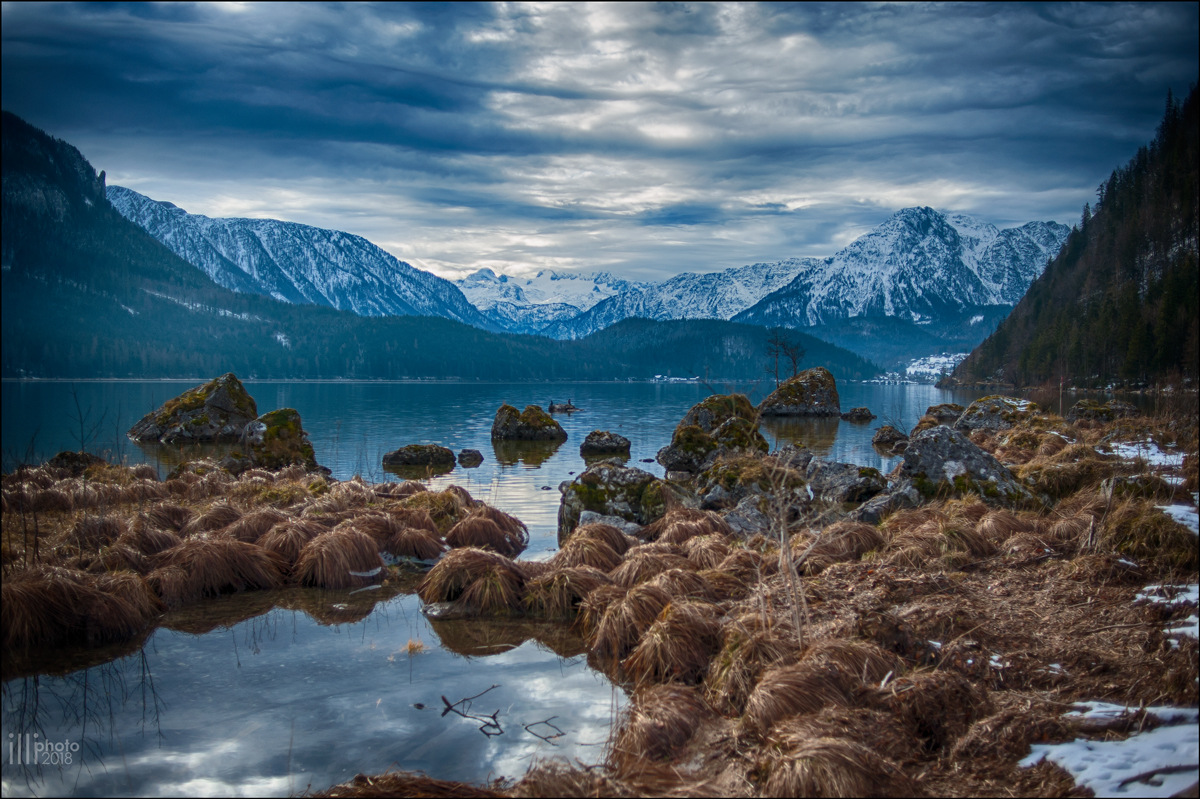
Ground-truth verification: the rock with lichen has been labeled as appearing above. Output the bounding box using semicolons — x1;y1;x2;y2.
382;444;456;468
953;395;1038;434
898;425;1034;505
580;430;631;457
557;462;672;543
872;425;909;452
695;453;808;510
840;407;876;422
128;373;259;444
491;404;568;442
757;367;840;417
805;458;886;503
656;394;767;473
1066;399;1139;423
240;408;323;472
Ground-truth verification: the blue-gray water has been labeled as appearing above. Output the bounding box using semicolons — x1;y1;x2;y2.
2;379;991;797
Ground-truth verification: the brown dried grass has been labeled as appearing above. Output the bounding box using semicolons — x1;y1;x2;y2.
150;537;284;606
382;527;446;561
798;521;884;565
385;507;440;536
951;707;1074;762
145;502;195;532
1037;433;1070;457
295;528;385;589
445;516;526;558
259;519;327;566
682;534;731;569
31;487;74;513
769;706;919;765
742;661;860;739
91;543;149;575
705;613;797;716
522;566;611;618
590;583;673;665
68;514;127;550
312;770;501;798
622;599;721;686
762;736;913;798
568;522;634;555
715;547;772;582
869;669;991;750
977;509;1038;543
2;566;89;648
644;568;716;602
224;508;290;543
549;536;623;572
472;504;528;544
659;519;710;545
611;684;709;766
417;547;526;612
180;502;243;537
347;512;404;542
572;583;627;640
642;508;731;541
121;519;182;557
697;568;749;602
611;550;696;589
1099;497;1199;572
800;639;904;685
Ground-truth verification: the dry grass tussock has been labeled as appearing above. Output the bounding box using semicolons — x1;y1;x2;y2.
445;516;526;558
311;770;502;798
697;567;749;602
372;479;427;499
572;583;627;640
762;735;914;799
509;758;713;799
716;547;775;582
344;512;403;542
417;547;526;614
682;534;731;569
148;537;283;607
800;639;904;684
869;669;992;751
381;527;446;561
794;521;884;573
180;502;243;537
67;514;126;550
643;568;716;601
589;583;673;666
295;528;385;589
120;519;182;557
1098;497;1198;574
385;507;440;536
224;508;289;543
611;684;709;766
610;549;695;589
402;489;471;532
144;502;195;532
622;599;721;686
258;519;327;566
522;566;611;618
770;706;921;766
642;508;731;542
2;566;158;648
472;504;528;543
704;612;797;715
742;661;861;739
549;535;623;572
567;522;634;555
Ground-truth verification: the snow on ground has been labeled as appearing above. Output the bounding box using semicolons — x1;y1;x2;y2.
1022;707;1199;798
1135;584;1200;607
1156;504;1199;535
1108;440;1186;468
904;352;968;380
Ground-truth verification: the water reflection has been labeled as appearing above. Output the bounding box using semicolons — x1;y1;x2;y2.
760;417;841;456
429;619;589;660
492;440;563;468
382;462;455;481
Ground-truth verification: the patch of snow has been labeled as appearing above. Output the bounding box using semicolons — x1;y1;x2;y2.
1064;702;1198;724
1021;711;1199;798
969;314;984;324
1164;615;1199;643
273;331;290;349
1155;504;1199;535
1048;663;1066;674
120;304;137;316
1109;440;1186;468
928;640;942;650
989;655;1006;669
1117;558;1138;568
1135;584;1199;607
905;352;969;381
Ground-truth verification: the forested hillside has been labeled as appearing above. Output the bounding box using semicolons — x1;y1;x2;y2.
1;112;878;381
953;86;1199;387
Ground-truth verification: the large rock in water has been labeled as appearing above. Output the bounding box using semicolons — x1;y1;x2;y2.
558;462;669;543
656;394;767;473
491;404;567;441
128;373;258;444
758;368;840;417
953;396;1038;434
580;430;631;457
382;444;456;467
898;425;1034;505
239;408;321;472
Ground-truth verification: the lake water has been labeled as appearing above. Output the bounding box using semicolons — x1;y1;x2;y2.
1;379;992;797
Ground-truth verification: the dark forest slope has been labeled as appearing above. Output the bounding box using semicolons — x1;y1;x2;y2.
952;87;1199;387
1;112;878;381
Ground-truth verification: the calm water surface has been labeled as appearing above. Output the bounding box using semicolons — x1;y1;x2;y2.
1;380;991;797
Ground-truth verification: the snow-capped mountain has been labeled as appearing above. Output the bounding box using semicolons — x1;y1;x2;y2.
540;259;816;340
733;207;1069;329
108;186;497;329
457;268;642;310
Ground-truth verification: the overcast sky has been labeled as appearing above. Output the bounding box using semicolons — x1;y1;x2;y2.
3;2;1197;281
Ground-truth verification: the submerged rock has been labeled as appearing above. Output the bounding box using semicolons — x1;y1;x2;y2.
548;400;580;413
557;462;670;543
579;430;631;457
128;373;258;444
491;404;568;442
241;408;323;472
757;367;840;417
872;425;909;452
953;395;1039;434
382;444;456;467
898;425;1034;505
656;394;767;473
457;449;484;468
1066;399;1140;423
840;407;876;423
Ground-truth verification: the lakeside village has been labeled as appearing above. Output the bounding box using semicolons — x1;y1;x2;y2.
2;369;1198;798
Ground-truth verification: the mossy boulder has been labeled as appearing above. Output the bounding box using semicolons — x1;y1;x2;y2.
491;404;567;442
382;444;456;467
696;453;807;510
805;458;886;503
47;450;107;476
899;426;1034;506
656;394;767;473
758;367;840;417
580;430;631;457
128;373;258;444
953;396;1038;434
872;425;909;452
926;403;965;424
1066;399;1140;423
557;463;668;543
240;408;322;472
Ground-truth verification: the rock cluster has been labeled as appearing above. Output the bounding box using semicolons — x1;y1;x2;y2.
557;462;670;542
656;394;767;474
491;404;568;441
239;408;322;472
953;395;1039;434
128;373;258;444
872;425;909;452
757;367;840;417
897;425;1033;505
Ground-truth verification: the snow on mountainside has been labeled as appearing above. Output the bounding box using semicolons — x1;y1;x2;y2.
733;207;1069;329
107;186;497;329
456;268;643;313
541;259;816;340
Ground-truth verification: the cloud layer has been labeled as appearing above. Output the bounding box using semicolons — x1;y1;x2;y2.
3;2;1196;280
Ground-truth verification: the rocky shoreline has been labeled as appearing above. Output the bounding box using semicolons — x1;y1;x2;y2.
2;371;1197;797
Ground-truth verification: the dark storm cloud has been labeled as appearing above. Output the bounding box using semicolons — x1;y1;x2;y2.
2;2;1196;279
